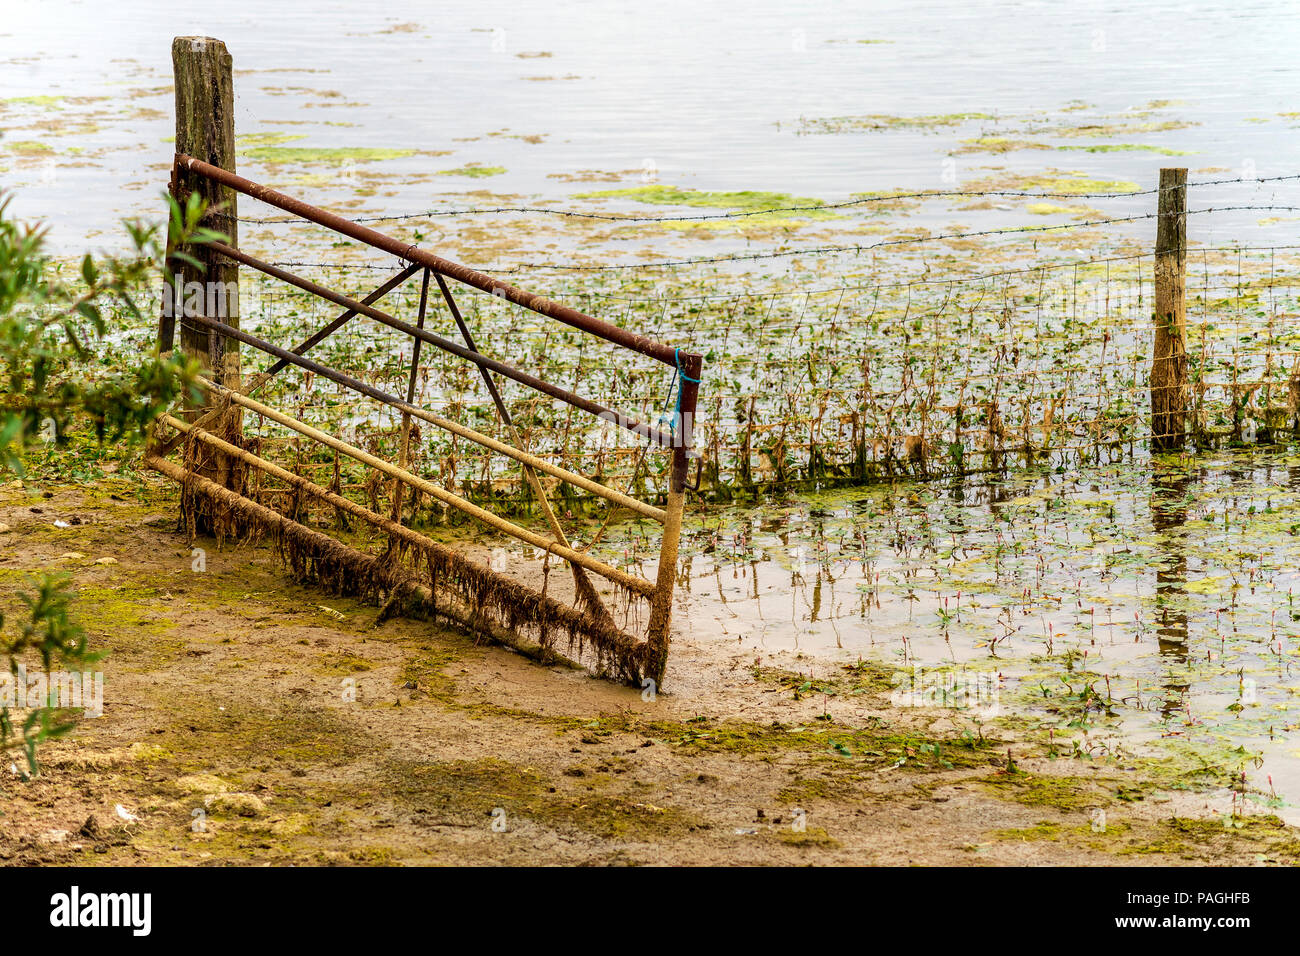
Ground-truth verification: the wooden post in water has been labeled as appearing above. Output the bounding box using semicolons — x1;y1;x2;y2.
166;36;240;403
1150;167;1187;453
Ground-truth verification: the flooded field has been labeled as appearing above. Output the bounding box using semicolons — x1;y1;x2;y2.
650;448;1300;820
4;0;1300;855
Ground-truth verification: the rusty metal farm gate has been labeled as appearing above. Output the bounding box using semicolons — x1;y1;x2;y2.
145;41;703;687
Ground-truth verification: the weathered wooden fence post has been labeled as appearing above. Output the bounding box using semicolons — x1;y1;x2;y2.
158;36;244;523
165;36;240;406
1151;167;1187;452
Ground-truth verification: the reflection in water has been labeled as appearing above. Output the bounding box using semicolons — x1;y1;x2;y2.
1150;465;1191;721
1150;465;1191;652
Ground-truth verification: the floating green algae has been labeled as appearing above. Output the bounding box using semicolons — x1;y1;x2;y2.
241;146;415;164
1026;201;1103;216
956;136;1053;154
1015;173;1140;194
1058;143;1195;156
437;164;506;178
237;132;309;149
4;95;66;108
5;140;54;153
574;184;835;218
796;112;996;134
1054;119;1197;138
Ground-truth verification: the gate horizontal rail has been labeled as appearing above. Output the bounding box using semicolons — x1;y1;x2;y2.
185;379;660;597
204;238;678;449
182;315;669;522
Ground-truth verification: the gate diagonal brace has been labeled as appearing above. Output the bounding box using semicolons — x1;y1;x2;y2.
152;262;421;459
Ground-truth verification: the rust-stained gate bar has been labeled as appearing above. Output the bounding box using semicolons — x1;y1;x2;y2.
150;149;703;688
176;153;683;365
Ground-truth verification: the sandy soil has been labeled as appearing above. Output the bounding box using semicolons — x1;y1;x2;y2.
2;473;1298;866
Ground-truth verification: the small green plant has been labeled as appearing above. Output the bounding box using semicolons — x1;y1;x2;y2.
0;191;216;469
0;188;214;779
0;574;102;777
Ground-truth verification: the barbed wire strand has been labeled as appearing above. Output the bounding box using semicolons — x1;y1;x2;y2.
261;211;1300;278
235;174;1300;226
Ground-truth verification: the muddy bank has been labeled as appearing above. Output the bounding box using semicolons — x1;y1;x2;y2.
1;473;1297;865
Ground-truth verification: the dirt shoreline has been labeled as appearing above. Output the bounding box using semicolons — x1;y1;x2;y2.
2;473;1297;866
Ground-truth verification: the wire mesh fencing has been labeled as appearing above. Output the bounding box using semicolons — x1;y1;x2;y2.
228;243;1299;511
